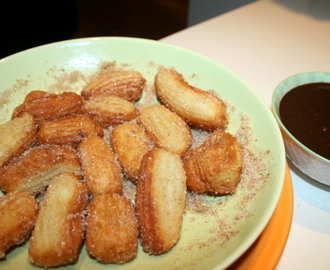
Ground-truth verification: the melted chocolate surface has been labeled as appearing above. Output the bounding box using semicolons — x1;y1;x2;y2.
279;83;330;160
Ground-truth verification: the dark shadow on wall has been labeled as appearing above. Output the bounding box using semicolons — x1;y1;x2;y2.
274;0;330;20
73;0;189;40
188;0;257;26
0;0;78;59
0;0;189;59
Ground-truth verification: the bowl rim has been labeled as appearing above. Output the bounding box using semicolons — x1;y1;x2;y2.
271;71;330;164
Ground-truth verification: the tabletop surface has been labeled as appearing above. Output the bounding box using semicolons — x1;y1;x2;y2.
161;0;330;269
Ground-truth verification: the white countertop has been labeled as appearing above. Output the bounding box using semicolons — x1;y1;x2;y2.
161;0;330;269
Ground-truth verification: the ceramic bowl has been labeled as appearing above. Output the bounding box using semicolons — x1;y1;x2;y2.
0;37;286;269
272;72;330;186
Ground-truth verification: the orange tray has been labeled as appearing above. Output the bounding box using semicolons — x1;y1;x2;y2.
228;163;293;269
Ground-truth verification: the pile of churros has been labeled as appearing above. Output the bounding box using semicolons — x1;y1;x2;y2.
0;67;243;267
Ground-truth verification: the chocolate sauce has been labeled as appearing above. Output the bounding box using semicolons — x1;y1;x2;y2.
279;82;330;160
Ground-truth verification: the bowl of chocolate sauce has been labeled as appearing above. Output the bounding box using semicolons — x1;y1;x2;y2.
272;72;330;185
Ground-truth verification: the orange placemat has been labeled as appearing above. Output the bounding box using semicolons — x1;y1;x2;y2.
228;163;293;269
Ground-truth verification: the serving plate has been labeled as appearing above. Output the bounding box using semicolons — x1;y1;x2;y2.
228;163;293;269
0;37;286;269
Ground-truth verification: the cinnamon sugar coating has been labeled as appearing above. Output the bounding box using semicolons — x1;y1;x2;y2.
136;149;186;255
111;122;154;182
81;95;138;128
0;192;40;259
155;68;228;130
38;114;104;146
81;70;146;102
86;193;138;264
12;91;82;124
28;173;89;268
183;129;242;194
0;145;82;195
78;135;123;196
0;112;37;168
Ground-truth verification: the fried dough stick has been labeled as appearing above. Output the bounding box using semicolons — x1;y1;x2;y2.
86;193;138;264
78;135;123;196
155;67;228;130
28;173;89;268
137;105;192;156
135;149;186;255
0;145;82;195
183;129;243;194
111;122;154;182
0;192;40;259
81;70;146;102
80;96;138;128
0;112;37;168
38;114;104;146
12;91;82;124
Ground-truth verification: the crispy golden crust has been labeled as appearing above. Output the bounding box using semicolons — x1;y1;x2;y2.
0;112;37;168
155;68;228;130
135;149;186;255
81;70;146;102
80;96;138;128
37;114;104;146
183;129;243;194
0;192;40;259
111;122;154;182
78;136;123;196
137;105;192;156
86;193;138;264
28;173;89;268
12;91;82;124
0;145;82;195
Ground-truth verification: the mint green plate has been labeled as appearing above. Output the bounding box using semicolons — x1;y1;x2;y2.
0;37;286;269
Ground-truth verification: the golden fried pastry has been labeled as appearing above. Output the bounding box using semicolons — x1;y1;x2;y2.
81;70;146;102
183;129;242;194
28;173;88;268
135;148;186;255
0;192;40;259
86;193;138;264
38;114;103;146
111;122;154;181
137;104;191;156
0;145;82;195
0;112;37;168
155;67;228;130
78;135;123;196
80;95;138;128
12;91;82;124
